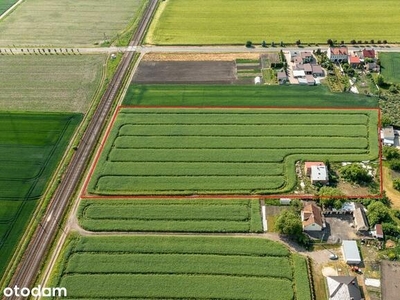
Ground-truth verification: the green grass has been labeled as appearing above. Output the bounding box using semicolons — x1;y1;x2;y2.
123;85;378;108
0;0;17;15
87;108;378;195
0;55;106;112
292;254;312;300
146;0;400;45
0;0;144;47
379;53;400;83
0;112;81;278
78;199;263;232
52;236;300;299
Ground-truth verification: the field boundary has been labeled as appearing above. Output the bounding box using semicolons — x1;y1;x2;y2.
81;105;383;200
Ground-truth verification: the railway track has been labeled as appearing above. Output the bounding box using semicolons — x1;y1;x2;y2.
4;1;158;299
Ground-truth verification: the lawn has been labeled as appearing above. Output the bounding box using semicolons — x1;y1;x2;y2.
78;199;263;232
379;53;400;83
146;0;400;45
0;55;105;112
0;112;81;278
124;85;378;108
52;235;310;300
0;0;17;15
0;0;145;46
87;107;378;195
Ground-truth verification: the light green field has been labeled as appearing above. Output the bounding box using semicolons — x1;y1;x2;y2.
78;199;263;232
0;55;105;112
51;236;310;300
379;53;400;83
87;108;378;195
147;0;400;45
0;0;144;46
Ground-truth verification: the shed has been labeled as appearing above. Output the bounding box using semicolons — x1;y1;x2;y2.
353;203;369;231
280;198;291;205
374;224;384;239
342;240;361;265
381;126;395;146
254;76;261;85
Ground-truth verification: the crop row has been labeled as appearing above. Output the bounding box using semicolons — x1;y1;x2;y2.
78;199;263;233
119;124;368;137
292;254;312;300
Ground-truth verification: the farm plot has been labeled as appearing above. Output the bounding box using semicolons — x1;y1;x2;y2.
379;53;400;83
52;235;309;300
0;0;18;15
78;199;263;232
0;0;144;46
132;61;237;84
0;112;81;277
146;0;400;45
0;55;105;112
123;85;378;108
86;108;378;196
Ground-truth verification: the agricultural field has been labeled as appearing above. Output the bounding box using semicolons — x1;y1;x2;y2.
78;199;263;232
0;0;145;46
0;112;81;277
87;107;378;195
146;0;400;45
379;52;400;83
52;235;310;300
0;0;18;15
123;85;378;108
0;55;105;112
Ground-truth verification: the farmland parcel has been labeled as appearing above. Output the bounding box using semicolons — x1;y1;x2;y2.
87;107;378;195
52;236;310;300
0;0;18;15
0;55;105;112
0;113;81;277
78;199;263;232
0;0;144;46
379;52;400;84
147;0;400;45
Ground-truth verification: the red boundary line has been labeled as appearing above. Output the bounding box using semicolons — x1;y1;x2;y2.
81;105;383;200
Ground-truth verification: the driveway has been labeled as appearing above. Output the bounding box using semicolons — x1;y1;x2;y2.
308;214;358;243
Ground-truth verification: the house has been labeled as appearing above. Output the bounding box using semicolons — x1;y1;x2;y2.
312;65;324;77
328;46;348;62
348;55;361;67
373;224;384;239
342;240;362;265
353;203;369;232
277;71;288;84
301;51;313;63
301;203;324;231
365;62;380;72
298;77;308;85
381;126;395;146
293;69;305;78
363;48;376;60
304;161;325;175
306;75;315;86
303;63;313;75
326;276;362;300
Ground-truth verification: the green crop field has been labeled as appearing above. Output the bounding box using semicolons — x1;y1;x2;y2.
0;112;81;277
379;52;400;83
52;235;310;299
87;107;378;195
124;85;378;108
0;55;105;112
0;0;18;15
147;0;400;45
0;0;144;46
78;199;263;232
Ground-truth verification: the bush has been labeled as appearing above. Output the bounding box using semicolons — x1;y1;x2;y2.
340;163;372;184
245;41;252;48
394;178;400;191
389;159;400;171
383;146;400;160
367;201;392;226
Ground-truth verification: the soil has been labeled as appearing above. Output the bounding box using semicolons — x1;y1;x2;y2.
336;180;371;196
142;52;260;62
383;167;400;209
381;260;400;300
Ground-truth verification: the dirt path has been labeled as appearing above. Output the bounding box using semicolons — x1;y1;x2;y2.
383;166;400;209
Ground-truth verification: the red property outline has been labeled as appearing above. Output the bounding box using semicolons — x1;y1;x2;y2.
81;105;383;200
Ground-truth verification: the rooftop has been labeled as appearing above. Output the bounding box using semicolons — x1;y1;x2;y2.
302;203;324;228
330;46;348;56
327;276;361;300
363;48;376;58
349;56;361;64
311;165;328;181
342;240;361;263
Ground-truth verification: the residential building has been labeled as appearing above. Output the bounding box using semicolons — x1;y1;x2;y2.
381;126;395;146
277;71;288;84
301;203;324;231
301;51;313;63
326;276;362;300
342;240;362;265
348;55;361;67
303;63;313;75
363;48;376;60
310;165;328;184
365;62;380;72
328;46;348;62
304;161;325;175
312;65;324;77
306;75;315;86
293;70;305;78
353;203;369;232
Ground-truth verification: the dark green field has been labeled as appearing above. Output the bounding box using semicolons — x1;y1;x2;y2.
379;53;400;83
0;0;17;15
0;113;81;277
78;199;263;232
123;85;378;108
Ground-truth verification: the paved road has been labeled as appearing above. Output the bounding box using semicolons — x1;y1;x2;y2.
3;1;159;299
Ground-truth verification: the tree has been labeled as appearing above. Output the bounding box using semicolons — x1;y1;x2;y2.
367;201;391;226
261;40;267;48
271;41;275;47
350;39;356;44
245;41;252;48
280;41;284;47
318;187;344;208
389;159;400;171
383;146;400;160
393;178;400;191
296;40;301;46
327;39;334;46
376;74;385;87
340;164;372;184
275;209;302;236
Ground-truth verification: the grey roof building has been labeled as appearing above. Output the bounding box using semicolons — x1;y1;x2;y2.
342;240;362;265
327;276;362;300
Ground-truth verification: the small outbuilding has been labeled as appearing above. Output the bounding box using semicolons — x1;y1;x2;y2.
381;126;395;146
342;240;362;265
373;224;384;239
353;203;369;232
254;76;262;85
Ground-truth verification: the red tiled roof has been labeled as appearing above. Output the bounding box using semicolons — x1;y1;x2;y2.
330;47;348;55
349;56;361;64
375;224;383;236
302;203;324;228
363;49;375;58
